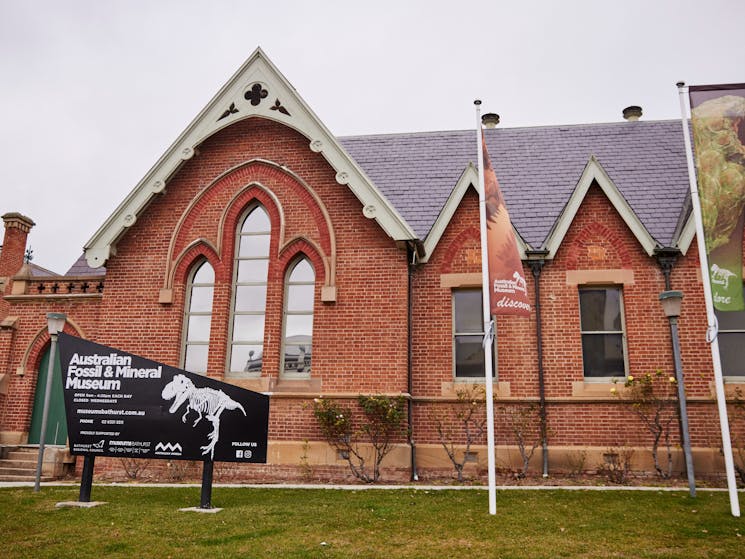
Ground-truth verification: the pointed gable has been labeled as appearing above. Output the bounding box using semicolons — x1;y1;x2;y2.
84;48;415;268
543;155;659;258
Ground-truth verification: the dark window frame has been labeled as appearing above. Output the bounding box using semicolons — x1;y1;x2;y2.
452;288;496;380
579;286;628;379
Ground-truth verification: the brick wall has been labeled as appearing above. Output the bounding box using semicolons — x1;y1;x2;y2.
1;118;742;480
410;183;736;464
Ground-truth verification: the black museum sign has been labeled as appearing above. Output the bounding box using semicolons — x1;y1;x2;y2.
57;333;269;463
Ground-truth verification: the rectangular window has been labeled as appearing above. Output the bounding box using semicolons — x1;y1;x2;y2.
715;285;745;378
579;287;627;378
453;289;495;379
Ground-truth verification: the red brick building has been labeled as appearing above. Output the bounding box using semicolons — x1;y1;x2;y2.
1;50;743;482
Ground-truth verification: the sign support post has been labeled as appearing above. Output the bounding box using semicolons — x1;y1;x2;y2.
200;460;214;509
79;455;95;503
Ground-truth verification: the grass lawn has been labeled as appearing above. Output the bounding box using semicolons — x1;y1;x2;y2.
2;486;744;558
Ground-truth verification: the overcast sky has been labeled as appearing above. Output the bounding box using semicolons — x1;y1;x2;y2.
2;0;744;274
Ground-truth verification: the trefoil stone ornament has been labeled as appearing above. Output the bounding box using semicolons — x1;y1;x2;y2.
270;99;290;116
217;102;239;121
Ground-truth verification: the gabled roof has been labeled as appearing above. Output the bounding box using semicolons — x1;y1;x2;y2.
78;44;692;272
417;163;529;263
543;155;659;257
341;120;691;257
84;48;416;268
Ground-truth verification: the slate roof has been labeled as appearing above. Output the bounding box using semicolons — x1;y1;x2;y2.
66;254;106;277
340;119;690;249
62;119;691;275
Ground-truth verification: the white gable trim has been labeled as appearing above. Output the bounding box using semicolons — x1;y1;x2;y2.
676;214;696;255
420;163;529;263
84;48;415;268
542;155;659;258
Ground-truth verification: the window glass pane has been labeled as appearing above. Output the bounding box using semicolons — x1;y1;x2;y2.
290;259;315;282
239;234;270;258
232;314;265;342
454;335;486;378
237;260;269;283
189;286;214;313
235;285;267;312
186;315;211;342
719;332;745;376
184;345;208;374
580;288;621;331
230;345;263;373
581;333;625;377
287;284;315;311
283;344;312;374
454;290;483;333
192;262;214;284
241;207;270;232
285;315;313;339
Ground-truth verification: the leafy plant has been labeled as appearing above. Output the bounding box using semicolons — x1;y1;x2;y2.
613;371;678;479
312;395;406;483
434;385;487;481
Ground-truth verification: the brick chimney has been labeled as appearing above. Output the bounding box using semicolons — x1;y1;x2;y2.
0;213;35;280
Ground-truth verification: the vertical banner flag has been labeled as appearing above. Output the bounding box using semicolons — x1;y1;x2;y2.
689;84;745;311
481;136;531;316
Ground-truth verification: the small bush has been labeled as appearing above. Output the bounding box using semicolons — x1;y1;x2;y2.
597;447;634;484
613;371;678;479
313;394;406;483
434;385;487;481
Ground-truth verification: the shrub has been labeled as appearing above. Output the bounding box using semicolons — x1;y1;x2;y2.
597;447;634;484
613;371;678;479
313;395;406;483
434;385;487;481
497;403;541;478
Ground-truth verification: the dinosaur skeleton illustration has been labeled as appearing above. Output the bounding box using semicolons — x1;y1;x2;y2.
711;264;737;290
161;374;246;460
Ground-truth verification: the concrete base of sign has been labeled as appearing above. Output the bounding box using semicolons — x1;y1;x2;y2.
55;501;107;509
179;506;223;514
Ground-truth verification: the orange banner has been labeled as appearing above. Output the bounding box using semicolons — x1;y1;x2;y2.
482;137;531;316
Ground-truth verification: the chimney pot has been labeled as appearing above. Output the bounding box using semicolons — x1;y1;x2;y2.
482;113;500;128
622;105;643;121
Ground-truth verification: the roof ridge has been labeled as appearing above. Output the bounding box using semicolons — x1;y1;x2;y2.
338;118;682;141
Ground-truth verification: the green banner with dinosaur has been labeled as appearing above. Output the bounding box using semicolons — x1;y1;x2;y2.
690;84;745;311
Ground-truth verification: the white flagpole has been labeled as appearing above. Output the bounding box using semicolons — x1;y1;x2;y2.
677;82;740;517
475;99;498;515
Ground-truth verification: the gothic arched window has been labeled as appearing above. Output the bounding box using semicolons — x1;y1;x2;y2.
182;260;214;374
282;257;315;376
229;206;271;375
